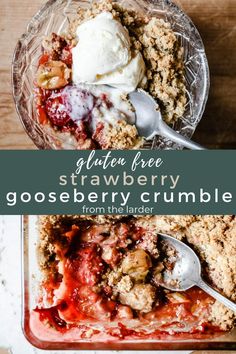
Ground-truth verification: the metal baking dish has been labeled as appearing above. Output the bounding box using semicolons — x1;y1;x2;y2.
22;215;236;350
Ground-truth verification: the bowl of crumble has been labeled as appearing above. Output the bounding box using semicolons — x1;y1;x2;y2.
13;0;209;150
22;215;236;350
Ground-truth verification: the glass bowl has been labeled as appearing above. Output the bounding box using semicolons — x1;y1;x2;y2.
12;0;210;150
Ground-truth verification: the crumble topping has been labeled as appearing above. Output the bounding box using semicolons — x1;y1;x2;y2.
68;0;186;124
209;302;235;331
101;120;143;150
35;0;186;150
119;283;156;313
136;229;159;258
121;249;152;281
153;215;236;302
37;215;236;334
116;275;133;293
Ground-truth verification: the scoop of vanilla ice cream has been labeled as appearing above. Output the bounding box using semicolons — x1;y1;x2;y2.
95;52;147;92
72;12;146;92
72;12;131;82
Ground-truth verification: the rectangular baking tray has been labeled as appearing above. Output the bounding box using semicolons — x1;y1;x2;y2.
22;215;236;350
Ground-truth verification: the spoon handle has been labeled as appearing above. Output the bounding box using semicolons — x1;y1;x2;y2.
197;278;236;313
158;121;206;150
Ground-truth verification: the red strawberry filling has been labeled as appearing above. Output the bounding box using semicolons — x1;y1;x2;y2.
45;93;72;127
34;221;223;339
44;87;96;128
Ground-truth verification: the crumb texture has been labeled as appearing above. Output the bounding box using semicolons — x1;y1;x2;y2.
68;0;186;124
38;214;236;332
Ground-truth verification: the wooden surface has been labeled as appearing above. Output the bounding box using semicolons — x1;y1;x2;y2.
0;0;236;149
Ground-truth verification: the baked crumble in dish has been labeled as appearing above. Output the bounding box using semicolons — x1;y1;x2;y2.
35;0;186;149
32;215;236;341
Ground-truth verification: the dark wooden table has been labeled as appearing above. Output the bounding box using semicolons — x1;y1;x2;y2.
0;0;235;149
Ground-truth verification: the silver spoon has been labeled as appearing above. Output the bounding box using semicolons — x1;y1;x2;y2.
158;233;236;313
129;89;205;150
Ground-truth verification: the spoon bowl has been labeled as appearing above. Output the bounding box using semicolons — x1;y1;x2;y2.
158;233;236;313
159;234;201;291
129;89;205;150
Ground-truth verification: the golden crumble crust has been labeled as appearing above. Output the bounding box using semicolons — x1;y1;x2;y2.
104;120;144;149
67;0;186;124
38;214;236;330
153;215;236;301
209;302;235;331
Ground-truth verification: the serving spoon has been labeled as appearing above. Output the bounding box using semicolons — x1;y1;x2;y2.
129;89;205;150
158;233;236;312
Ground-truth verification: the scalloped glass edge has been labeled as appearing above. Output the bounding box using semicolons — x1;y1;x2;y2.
12;0;210;150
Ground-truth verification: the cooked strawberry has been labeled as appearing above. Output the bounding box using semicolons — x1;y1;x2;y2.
35;304;67;332
92;122;106;148
45;87;96;128
45;93;72;127
37;106;48;125
65;243;105;286
38;54;50;66
65;285;116;321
